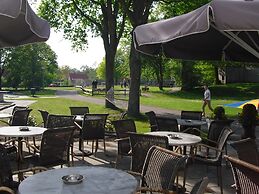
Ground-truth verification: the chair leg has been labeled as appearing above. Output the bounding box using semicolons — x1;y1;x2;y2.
219;166;223;194
103;138;106;152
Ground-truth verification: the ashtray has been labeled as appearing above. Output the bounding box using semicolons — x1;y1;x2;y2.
19;127;30;131
168;134;182;139
185;120;192;123
62;174;84;185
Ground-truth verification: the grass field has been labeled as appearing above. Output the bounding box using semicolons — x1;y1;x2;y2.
10;83;259;132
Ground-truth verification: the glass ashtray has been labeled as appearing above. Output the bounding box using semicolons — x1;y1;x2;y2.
19;126;29;131
168;134;182;139
62;174;84;185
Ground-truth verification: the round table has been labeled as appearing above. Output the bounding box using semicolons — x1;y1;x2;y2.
146;131;202;146
18;166;138;194
0;113;12;119
0;126;47;165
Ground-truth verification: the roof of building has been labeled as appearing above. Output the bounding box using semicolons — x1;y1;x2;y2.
69;73;88;80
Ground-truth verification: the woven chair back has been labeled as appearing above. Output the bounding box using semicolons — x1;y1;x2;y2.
141;146;187;191
112;119;136;156
38;110;49;127
69;107;89;116
46;114;75;128
207;120;234;146
225;156;259;194
129;133;169;173
9;109;32;126
39;126;75;166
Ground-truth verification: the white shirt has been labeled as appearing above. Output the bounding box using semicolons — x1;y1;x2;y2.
204;89;211;100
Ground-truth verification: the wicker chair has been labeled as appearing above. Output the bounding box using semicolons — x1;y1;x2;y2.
38;109;49;127
0;144;47;193
45;114;75;128
184;120;234;147
129;133;169;174
230;138;259;166
180;110;202;131
112;119;136;168
192;127;233;194
23;126;75;168
75;114;108;158
145;111;179;132
8;109;32;126
136;146;188;194
225;155;259;194
11;106;28;115
69;106;89;116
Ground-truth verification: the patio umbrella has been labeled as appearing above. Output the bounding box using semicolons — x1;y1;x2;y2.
0;0;50;48
224;99;259;109
133;0;259;63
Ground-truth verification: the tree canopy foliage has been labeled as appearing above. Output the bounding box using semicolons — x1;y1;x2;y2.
4;43;58;89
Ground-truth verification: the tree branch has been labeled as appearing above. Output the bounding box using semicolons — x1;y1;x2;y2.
71;0;103;32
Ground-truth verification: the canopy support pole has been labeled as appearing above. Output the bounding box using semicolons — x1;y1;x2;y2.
211;23;259;60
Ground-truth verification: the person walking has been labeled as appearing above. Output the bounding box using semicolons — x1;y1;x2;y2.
202;85;213;116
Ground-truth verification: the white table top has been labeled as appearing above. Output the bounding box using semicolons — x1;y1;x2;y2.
0;126;47;138
0;113;12;119
146;131;202;146
75;115;103;122
18;166;138;194
177;119;207;126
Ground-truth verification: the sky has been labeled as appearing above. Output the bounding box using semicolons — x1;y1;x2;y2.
46;30;105;70
30;0;105;70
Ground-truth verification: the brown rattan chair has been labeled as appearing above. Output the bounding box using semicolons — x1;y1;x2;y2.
69;106;89;116
45;114;75;128
8;109;32;126
129;133;169;174
230;138;259;166
145;111;179;132
45;114;76;164
75;113;108;158
225;155;259;194
23;126;75;168
38;109;49;127
135;146;188;194
184;120;234;148
192;127;233;194
0;144;47;193
180;110;202;131
11;106;28;115
112;119;136;168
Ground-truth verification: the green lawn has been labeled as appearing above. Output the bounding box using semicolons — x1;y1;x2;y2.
11;83;259;132
27;97;149;133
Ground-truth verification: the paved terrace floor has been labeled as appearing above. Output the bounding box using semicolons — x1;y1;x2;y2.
1;90;258;193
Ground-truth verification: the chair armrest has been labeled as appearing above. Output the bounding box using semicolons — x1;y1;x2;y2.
13;166;47;175
137;187;176;194
197;143;224;153
114;137;129;142
0;186;15;194
127;170;142;177
74;121;82;130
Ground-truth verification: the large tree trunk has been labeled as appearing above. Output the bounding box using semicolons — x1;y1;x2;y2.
105;50;115;108
128;40;141;116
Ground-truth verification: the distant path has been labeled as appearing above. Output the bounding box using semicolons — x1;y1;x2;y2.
55;90;181;117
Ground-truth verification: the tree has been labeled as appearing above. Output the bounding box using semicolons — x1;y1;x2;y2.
80;65;97;83
119;0;155;116
39;0;126;108
0;48;11;90
5;43;58;89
